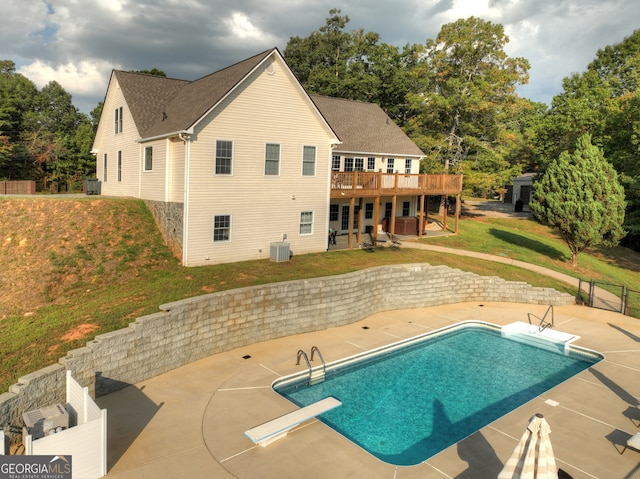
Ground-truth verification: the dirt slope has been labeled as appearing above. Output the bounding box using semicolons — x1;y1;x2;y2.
0;197;172;319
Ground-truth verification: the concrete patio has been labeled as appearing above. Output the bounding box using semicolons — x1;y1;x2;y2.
97;302;640;478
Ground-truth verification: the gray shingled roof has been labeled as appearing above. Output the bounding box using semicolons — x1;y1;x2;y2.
115;49;274;139
112;49;422;160
311;95;424;157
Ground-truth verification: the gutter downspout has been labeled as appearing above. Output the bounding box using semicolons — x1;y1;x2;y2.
178;131;191;266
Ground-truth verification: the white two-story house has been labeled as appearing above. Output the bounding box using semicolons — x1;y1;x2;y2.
91;48;462;266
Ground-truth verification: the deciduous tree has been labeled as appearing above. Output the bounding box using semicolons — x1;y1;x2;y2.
406;17;529;197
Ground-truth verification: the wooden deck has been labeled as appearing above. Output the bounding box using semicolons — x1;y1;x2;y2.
330;171;462;198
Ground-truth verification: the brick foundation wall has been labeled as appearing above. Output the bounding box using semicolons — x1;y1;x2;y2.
0;263;574;441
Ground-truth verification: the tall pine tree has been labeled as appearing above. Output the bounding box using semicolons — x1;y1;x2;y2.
530;134;626;267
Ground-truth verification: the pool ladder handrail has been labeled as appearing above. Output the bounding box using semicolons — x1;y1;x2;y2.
296;349;311;369
528;305;555;332
295;347;326;384
310;346;327;379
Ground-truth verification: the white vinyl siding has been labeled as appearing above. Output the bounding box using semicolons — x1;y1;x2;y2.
93;75;141;197
139;139;167;201
183;54;336;266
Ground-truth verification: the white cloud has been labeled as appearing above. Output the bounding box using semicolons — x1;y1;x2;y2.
17;59;116;98
223;11;279;44
2;0;639;112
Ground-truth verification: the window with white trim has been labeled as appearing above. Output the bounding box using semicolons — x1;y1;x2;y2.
215;140;232;175
213;215;231;242
144;146;153;171
114;107;123;134
265;143;280;175
402;201;410;216
405;159;412;174
300;211;313;234
387;158;395;173
354;158;364;171
344;157;354;172
302;146;316;176
367;157;375;171
331;155;341;171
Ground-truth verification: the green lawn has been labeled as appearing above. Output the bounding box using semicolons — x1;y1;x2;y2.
1;200;638;393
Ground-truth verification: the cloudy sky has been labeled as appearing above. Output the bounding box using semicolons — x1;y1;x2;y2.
3;0;639;114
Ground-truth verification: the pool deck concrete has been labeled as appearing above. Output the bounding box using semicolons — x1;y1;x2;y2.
97;302;640;478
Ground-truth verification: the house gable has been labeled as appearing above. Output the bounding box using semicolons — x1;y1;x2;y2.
182;53;339;266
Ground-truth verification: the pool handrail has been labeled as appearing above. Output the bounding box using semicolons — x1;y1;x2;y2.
310;346;327;379
528;304;555;332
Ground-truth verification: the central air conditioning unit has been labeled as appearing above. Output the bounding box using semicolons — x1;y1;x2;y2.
23;403;69;439
270;242;290;262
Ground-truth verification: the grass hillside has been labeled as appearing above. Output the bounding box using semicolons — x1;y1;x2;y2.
0;196;639;393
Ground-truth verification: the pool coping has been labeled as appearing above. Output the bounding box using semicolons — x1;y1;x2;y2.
97;302;640;479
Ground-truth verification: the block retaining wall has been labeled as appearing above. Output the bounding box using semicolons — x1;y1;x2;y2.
0;263;574;441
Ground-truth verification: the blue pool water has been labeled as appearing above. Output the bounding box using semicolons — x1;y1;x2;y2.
273;322;601;466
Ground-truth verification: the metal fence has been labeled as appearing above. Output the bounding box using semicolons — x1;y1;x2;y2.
577;278;639;316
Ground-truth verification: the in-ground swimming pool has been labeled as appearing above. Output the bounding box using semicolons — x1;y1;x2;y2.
272;321;602;466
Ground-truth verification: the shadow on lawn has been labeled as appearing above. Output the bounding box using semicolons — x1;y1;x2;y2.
488;228;568;262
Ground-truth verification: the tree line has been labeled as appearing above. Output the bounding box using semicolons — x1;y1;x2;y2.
0;61;100;192
0;10;637;253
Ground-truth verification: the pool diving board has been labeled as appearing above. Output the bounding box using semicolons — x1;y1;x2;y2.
501;321;580;354
244;396;341;447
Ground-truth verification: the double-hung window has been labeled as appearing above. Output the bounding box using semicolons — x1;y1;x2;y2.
405;159;412;174
213;215;231;242
386;158;395;174
367;157;375;171
114;107;123;134
144;146;153;171
302;146;316;176
265;143;280;175
300;211;313;235
354;158;364;171
331;155;341;171
344;157;354;172
215;140;232;175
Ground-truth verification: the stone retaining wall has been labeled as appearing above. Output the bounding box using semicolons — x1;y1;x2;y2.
0;263;574;441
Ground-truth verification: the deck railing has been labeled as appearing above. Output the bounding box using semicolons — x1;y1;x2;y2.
330;171;462;198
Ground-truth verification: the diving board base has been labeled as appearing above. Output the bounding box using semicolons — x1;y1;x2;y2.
244;396;341;447
501;321;579;354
